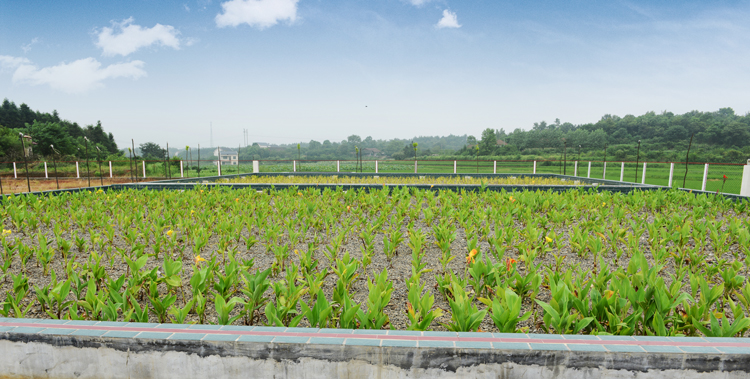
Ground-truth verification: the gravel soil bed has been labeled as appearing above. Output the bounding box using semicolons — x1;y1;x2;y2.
0;187;748;336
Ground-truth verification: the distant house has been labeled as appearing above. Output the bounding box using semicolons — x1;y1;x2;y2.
468;140;508;150
362;148;383;157
213;148;238;166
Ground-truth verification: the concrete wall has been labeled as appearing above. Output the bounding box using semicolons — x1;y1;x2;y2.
2;333;750;379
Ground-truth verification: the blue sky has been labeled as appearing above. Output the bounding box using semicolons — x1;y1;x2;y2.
1;0;749;148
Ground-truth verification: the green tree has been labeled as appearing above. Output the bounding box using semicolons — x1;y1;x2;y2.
139;142;166;160
0;126;22;160
26;121;75;156
478;128;496;156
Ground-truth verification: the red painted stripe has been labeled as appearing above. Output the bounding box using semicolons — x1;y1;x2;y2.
1;321;748;348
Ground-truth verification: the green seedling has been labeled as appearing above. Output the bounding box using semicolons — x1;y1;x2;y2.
358;269;394;329
214;293;245;325
405;281;443;331
240;268;272;326
301;290;334;328
480;287;531;333
444;281;487;332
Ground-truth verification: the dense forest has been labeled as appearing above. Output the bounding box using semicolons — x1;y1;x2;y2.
0;99;121;161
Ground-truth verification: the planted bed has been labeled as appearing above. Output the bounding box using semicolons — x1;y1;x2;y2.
1;185;749;338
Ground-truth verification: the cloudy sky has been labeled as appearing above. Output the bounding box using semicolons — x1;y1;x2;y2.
1;0;749;148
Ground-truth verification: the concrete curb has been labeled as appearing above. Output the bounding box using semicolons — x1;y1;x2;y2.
2;319;750;378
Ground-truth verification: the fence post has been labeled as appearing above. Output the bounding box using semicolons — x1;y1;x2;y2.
453;161;457;174
414;161;417;173
620;162;624;182
293;160;296;172
602;162;607;179
740;160;750;196
533;161;537;174
253;160;259;173
337;161;340;172
668;163;675;187
574;161;578;176
642;162;647;184
218;161;222;176
13;162;17;178
493;161;497;174
701;163;709;191
142;161;146;178
109;161;113;178
375;160;378;173
180;161;184;178
43;162;48;178
76;162;80;178
587;162;591;178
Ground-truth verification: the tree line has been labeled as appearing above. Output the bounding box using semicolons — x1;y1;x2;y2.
456;108;750;163
4;97;748;165
0;99;121;162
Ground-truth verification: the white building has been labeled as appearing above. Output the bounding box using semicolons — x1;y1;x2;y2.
213;148;238;166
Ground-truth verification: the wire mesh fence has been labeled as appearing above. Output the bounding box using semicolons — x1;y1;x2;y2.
0;157;747;195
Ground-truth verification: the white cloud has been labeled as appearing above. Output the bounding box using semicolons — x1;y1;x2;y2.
183;3;191;12
96;17;181;56
21;38;40;54
406;0;431;6
215;0;299;29
436;10;461;29
11;57;146;94
0;55;30;70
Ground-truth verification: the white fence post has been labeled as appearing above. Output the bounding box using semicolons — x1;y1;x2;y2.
533;161;537;174
453;161;457;174
375;160;378;173
620;162;624;182
13;162;17;178
180;161;184;178
414;161;417;173
337;161;340;172
109;161;113;178
587;162;591;178
217;161;222;176
602;162;607;179
668;163;675;187
642;162;647;184
574;161;578;176
252;160;259;173
740;160;750;196
142;161;146;178
44;162;48;178
293;160;296;172
493;161;497;174
702;163;709;191
76;162;80;178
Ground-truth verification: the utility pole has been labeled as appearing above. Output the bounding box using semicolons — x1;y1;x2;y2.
84;137;91;187
96;146;103;186
19;133;31;192
132;139;138;183
563;140;567;175
635;140;641;183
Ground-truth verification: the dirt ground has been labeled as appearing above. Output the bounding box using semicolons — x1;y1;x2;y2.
0;177;148;194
